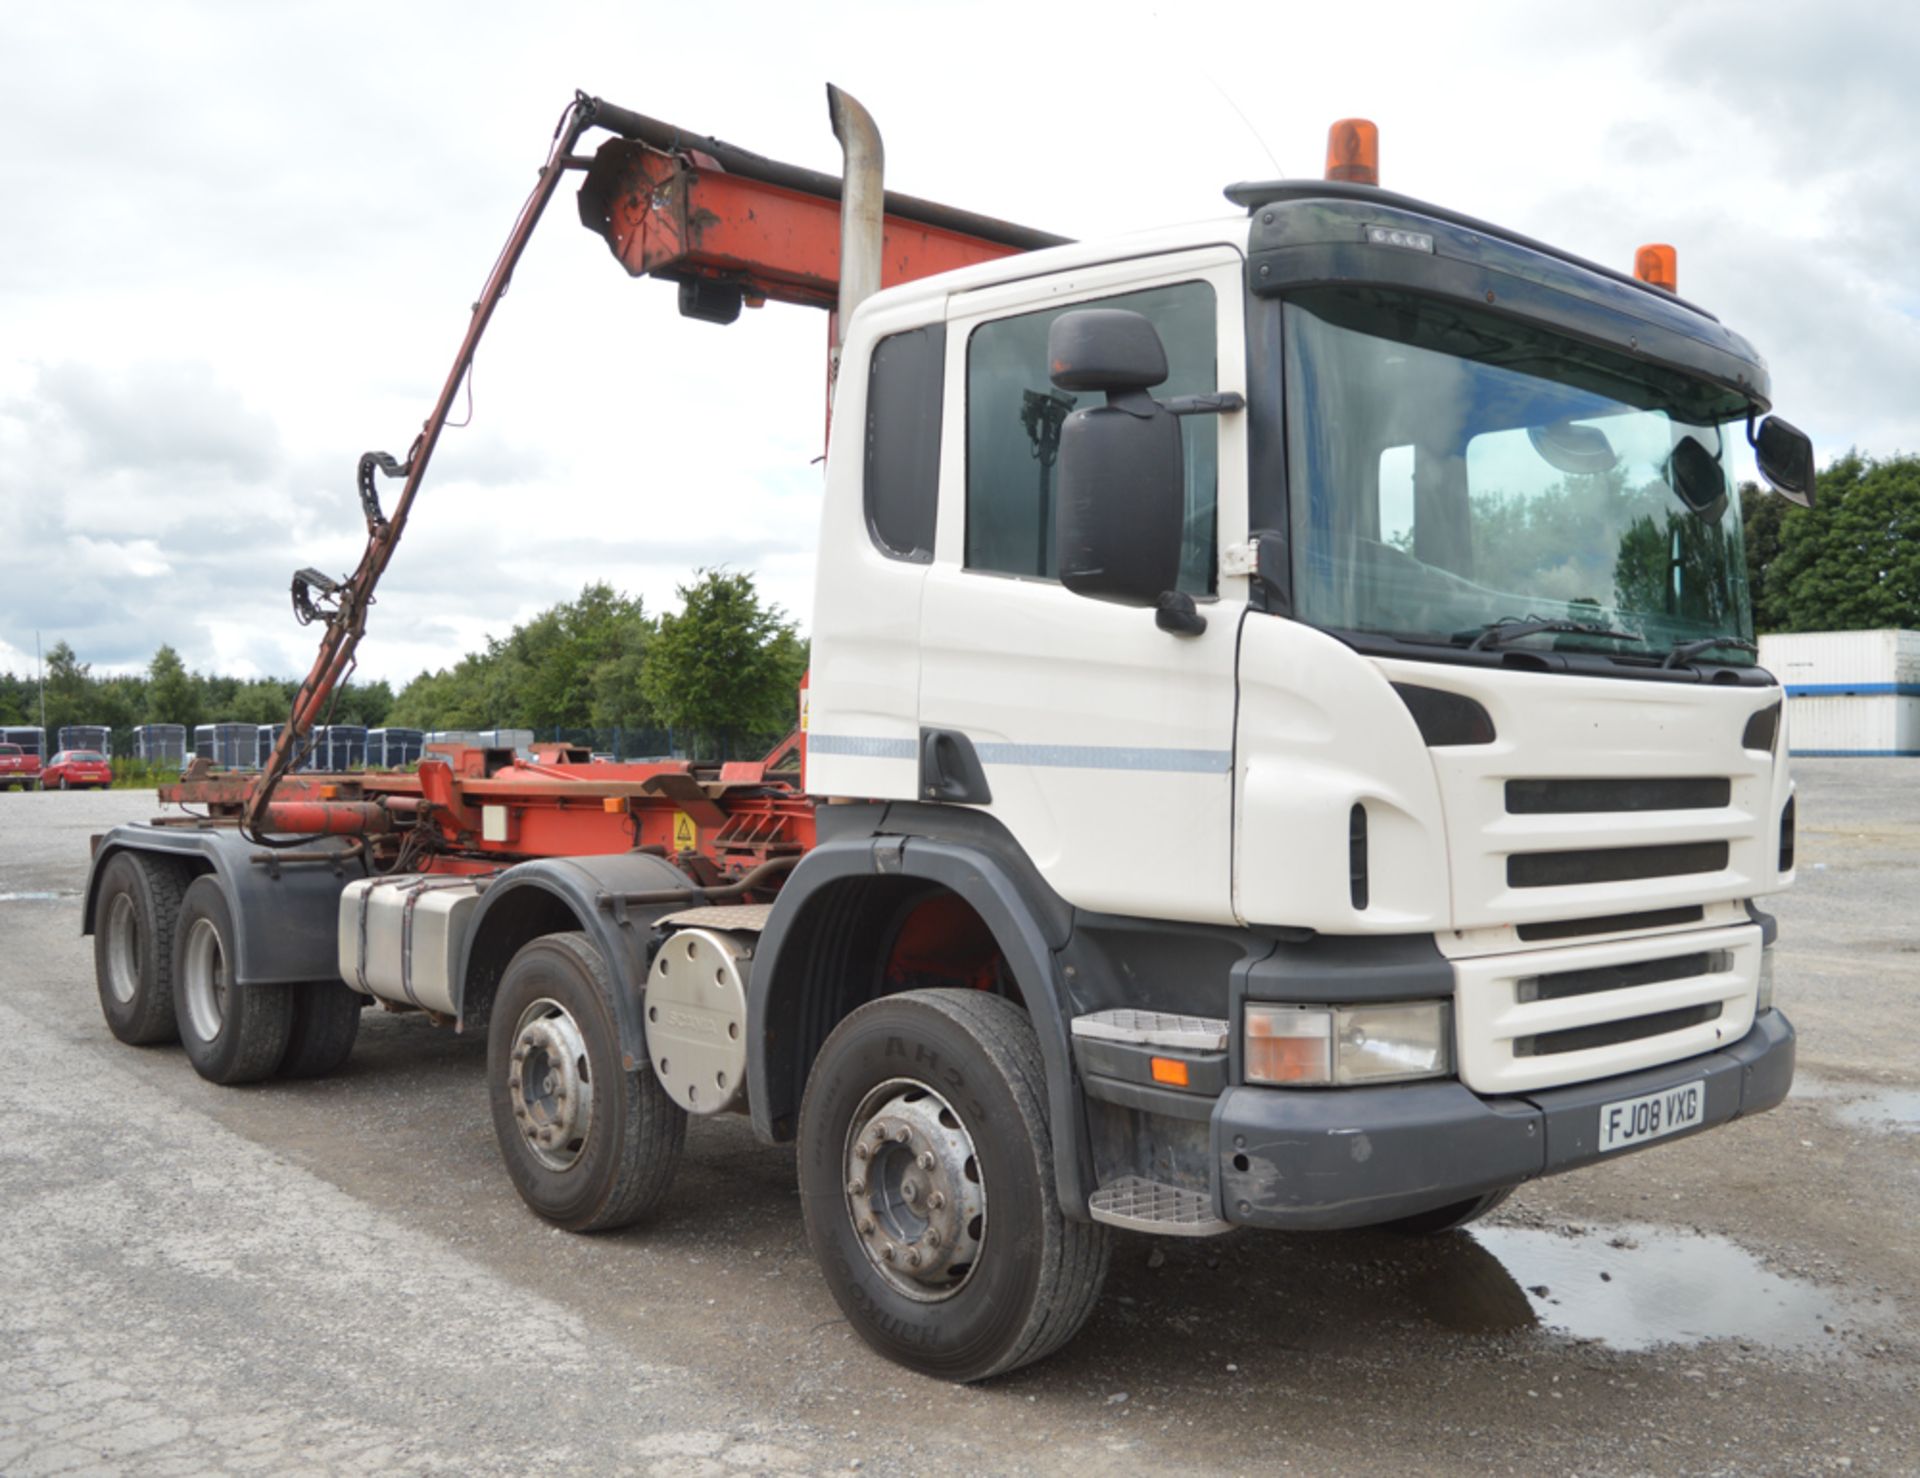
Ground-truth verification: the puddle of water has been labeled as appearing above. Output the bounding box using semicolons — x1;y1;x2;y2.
1467;1223;1870;1353
1795;1075;1920;1135
0;890;75;903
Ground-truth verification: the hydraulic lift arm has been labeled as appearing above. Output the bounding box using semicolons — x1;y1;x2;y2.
245;87;1065;838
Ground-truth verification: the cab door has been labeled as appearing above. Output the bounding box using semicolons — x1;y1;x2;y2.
917;248;1248;925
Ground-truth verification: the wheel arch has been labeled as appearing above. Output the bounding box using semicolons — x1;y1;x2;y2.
749;833;1093;1216
81;824;359;986
455;853;694;1070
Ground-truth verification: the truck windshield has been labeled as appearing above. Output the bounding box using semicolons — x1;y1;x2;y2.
1282;286;1756;664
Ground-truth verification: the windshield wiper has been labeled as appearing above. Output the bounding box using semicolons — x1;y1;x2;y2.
1464;617;1647;652
1661;634;1759;668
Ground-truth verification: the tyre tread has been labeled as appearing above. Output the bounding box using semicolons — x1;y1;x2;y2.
279;980;363;1078
95;851;190;1046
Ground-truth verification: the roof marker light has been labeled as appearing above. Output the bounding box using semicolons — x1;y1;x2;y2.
1366;225;1433;253
1325;118;1379;186
1634;243;1678;292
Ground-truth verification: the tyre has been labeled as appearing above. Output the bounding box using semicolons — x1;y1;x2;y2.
279;979;364;1078
172;876;294;1085
91;851;189;1045
487;932;685;1232
1380;1186;1515;1236
797;989;1112;1382
58;776;68;791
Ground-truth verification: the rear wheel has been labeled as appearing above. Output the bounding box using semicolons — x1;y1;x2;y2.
487;932;685;1232
1380;1187;1515;1236
92;851;188;1045
798;990;1111;1382
172;877;294;1085
279;980;364;1078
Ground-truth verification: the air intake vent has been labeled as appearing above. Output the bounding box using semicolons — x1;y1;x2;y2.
1516;1002;1723;1057
1779;796;1796;873
1506;777;1730;814
1391;684;1495;746
1516;906;1705;943
1349;803;1370;910
1517;951;1722;1003
1507;841;1729;889
1744;702;1782;753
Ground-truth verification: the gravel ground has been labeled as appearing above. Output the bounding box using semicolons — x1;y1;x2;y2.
1;763;1916;1476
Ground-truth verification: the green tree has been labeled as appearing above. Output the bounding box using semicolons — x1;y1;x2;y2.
41;641;91;741
1772;453;1920;632
1739;481;1800;633
642;570;805;760
146;645;201;729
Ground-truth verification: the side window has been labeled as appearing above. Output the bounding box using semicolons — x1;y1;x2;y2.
864;324;945;562
965;280;1218;594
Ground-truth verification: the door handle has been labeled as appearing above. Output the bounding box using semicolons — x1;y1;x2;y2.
919;728;993;806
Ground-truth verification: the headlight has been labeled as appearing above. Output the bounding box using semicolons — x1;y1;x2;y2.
1245;1001;1452;1086
1756;948;1776;1014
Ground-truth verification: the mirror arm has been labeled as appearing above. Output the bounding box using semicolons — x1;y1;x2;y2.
1155;590;1208;637
1165;391;1247;418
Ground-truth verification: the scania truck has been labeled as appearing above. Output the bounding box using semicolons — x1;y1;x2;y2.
82;90;1812;1381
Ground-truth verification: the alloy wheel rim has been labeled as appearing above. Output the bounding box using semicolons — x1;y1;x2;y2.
508;997;596;1171
105;892;139;1005
181;917;227;1041
842;1078;987;1302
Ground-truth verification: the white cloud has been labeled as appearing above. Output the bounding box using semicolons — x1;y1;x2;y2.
2;0;1916;684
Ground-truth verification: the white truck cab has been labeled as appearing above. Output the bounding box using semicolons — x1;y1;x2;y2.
800;175;1799;1266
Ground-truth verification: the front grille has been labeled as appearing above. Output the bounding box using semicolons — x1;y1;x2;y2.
1508;841;1729;889
1516;1002;1724;1057
1517;951;1720;1003
1505;777;1731;814
1516;905;1705;943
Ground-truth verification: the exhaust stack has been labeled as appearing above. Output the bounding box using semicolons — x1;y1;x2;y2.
827;83;884;386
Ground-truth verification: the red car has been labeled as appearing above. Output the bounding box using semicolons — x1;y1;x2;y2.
0;742;41;790
42;750;113;790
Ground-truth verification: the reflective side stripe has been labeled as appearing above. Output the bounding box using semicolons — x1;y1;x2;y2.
811;733;1231;775
808;734;917;760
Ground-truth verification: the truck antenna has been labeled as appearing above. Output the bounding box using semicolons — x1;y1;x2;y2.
1206;72;1286;179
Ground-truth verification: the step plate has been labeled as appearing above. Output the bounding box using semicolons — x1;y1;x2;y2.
1088;1176;1233;1237
1071;1008;1229;1052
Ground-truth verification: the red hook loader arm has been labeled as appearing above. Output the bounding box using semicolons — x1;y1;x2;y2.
244;86;1063;840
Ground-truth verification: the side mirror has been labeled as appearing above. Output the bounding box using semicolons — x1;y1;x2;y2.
1049;309;1184;608
1752;415;1815;507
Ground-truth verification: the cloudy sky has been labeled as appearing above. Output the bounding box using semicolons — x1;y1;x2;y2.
3;0;1915;688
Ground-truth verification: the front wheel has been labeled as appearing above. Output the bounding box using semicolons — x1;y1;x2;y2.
798;990;1111;1382
487;932;685;1232
58;776;68;791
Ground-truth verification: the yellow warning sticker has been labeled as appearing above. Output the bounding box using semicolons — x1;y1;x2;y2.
672;812;699;852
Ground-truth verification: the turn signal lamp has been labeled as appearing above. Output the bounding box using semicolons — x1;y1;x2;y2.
1325;118;1380;186
1634;243;1678;292
1149;1056;1191;1087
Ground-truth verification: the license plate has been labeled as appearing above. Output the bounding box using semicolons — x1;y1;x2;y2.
1598;1080;1705;1152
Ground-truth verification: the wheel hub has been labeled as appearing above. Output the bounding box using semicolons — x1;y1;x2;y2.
508;998;595;1171
181;916;227;1041
843;1080;985;1301
105;891;139;1005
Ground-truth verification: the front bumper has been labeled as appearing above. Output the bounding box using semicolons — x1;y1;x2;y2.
1212;1009;1794;1230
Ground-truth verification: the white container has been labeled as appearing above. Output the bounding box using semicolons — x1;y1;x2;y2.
336;874;484;1015
1760;629;1920;756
